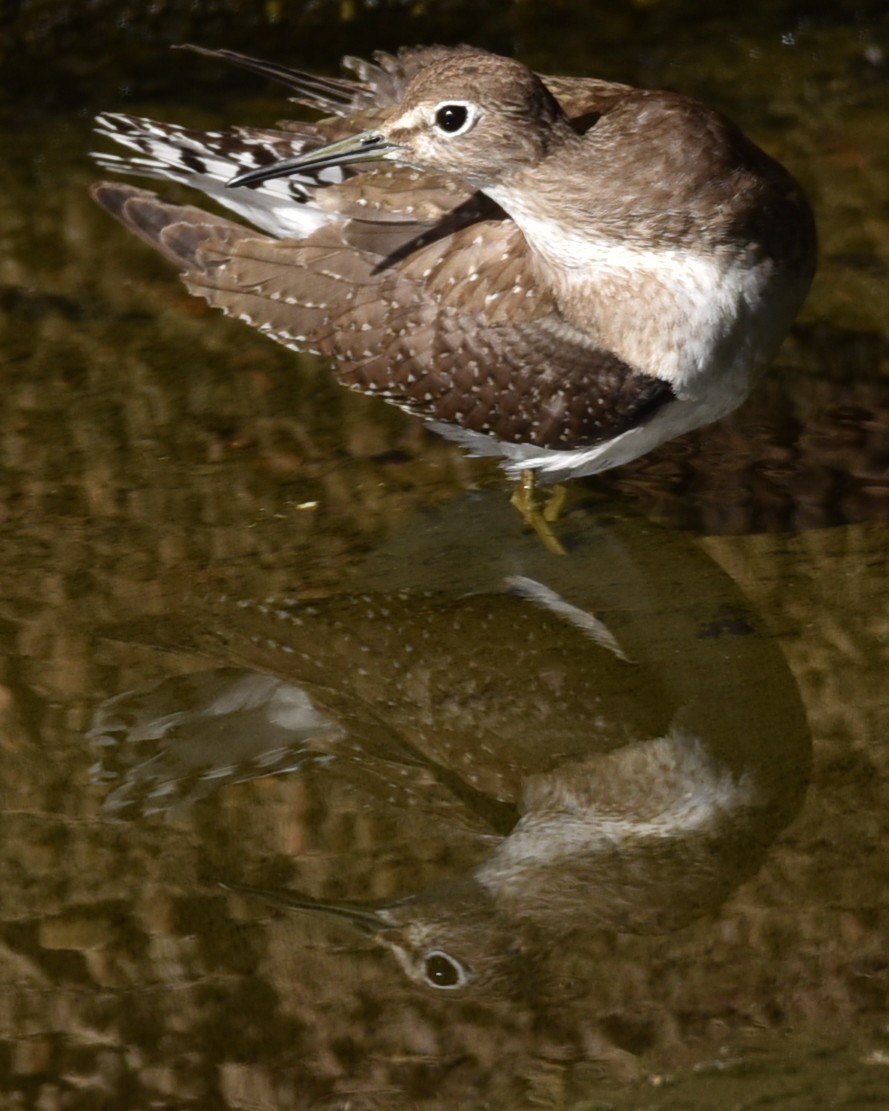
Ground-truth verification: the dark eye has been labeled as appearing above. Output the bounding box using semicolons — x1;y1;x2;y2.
435;104;469;134
423;950;468;988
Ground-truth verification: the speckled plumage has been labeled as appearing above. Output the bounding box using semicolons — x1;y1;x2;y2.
91;45;815;480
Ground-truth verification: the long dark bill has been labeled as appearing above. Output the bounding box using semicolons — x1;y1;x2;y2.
219;879;396;935
226;130;394;188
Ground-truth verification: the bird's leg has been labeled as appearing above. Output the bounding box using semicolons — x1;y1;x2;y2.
543;481;568;523
510;470;567;556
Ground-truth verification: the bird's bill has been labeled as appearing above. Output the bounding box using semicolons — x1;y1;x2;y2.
226;129;395;188
220;879;396;935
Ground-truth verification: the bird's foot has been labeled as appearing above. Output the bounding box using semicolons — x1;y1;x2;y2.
510;471;568;556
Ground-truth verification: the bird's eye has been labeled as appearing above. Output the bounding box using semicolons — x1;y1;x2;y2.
432;103;475;136
422;949;471;989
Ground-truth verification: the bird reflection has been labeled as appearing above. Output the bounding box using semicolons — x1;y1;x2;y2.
209;723;764;997
90;529;810;999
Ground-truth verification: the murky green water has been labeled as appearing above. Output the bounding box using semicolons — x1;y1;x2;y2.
1;5;888;1108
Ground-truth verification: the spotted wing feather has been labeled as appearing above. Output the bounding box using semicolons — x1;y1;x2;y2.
93;182;672;452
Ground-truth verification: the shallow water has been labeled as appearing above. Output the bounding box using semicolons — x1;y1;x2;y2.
1;6;888;1109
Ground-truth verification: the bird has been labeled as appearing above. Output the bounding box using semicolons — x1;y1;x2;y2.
91;45;816;548
89;559;810;998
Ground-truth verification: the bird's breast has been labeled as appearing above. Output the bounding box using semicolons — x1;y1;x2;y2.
483;187;808;407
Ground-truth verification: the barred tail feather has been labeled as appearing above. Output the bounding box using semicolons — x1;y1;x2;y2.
92;112;340;239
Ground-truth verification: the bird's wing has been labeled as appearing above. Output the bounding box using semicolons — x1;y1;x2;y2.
542;74;634;123
92;182;673;450
92;109;484;241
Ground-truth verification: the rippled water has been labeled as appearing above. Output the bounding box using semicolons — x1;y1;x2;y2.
1;6;888;1108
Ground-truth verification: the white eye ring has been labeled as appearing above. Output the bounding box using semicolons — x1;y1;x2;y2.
431;101;481;138
420;948;473;989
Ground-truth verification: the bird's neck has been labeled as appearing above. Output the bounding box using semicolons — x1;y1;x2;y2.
486;175;798;405
473;732;760;934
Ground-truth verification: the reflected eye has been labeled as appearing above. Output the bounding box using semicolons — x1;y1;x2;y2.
432;103;476;137
422;949;471;989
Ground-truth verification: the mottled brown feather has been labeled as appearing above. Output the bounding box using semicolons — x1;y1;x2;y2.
93;181;673;450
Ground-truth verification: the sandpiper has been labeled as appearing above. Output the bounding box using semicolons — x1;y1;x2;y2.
92;45;816;543
89;563;809;997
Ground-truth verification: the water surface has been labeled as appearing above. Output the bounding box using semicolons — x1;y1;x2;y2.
1;6;888;1108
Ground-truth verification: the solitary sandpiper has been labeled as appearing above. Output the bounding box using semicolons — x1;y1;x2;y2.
89;553;809;996
92;45;816;543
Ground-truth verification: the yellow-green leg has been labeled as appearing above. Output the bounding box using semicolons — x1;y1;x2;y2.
510;470;568;555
